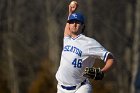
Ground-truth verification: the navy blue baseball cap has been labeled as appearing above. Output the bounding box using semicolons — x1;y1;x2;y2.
67;13;84;24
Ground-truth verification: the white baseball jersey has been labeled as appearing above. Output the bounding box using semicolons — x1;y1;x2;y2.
56;34;110;86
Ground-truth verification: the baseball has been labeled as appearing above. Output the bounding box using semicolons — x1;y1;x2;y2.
70;1;78;8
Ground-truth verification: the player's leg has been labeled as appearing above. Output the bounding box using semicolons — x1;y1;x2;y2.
75;83;93;93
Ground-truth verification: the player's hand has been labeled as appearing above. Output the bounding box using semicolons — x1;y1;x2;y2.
69;1;78;15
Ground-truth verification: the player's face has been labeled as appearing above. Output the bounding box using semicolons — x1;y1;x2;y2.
69;20;83;35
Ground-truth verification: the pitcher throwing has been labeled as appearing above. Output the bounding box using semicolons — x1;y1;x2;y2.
55;1;115;93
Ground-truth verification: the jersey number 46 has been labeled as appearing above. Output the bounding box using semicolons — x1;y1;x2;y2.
72;58;82;68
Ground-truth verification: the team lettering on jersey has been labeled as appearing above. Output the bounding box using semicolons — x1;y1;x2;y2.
63;45;82;57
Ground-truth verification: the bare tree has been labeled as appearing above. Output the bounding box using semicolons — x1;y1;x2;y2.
130;0;140;93
5;0;19;93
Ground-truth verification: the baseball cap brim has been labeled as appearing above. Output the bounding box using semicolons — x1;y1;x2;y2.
67;19;83;24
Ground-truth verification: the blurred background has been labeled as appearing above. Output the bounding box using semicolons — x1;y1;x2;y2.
0;0;139;93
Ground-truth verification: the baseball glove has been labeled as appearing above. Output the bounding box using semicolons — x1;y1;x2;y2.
83;67;104;80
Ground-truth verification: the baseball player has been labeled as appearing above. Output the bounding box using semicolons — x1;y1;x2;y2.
55;1;115;93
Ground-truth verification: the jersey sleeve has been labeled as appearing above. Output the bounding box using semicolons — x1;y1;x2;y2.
88;39;110;62
64;36;71;42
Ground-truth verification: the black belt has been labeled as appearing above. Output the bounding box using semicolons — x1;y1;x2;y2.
61;79;86;90
61;85;76;90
